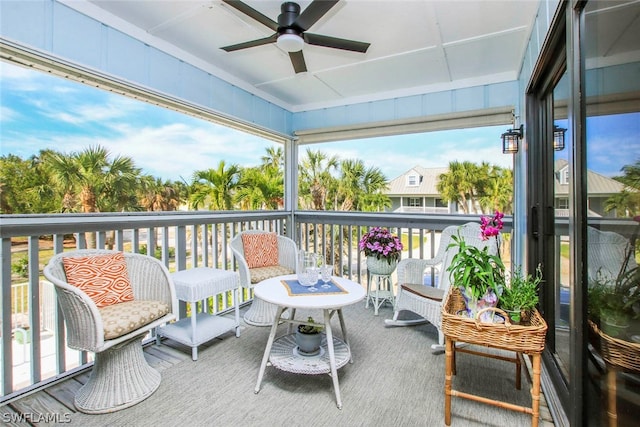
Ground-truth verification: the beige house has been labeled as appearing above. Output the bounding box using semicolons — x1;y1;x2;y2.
387;162;626;217
554;159;626;217
385;166;454;214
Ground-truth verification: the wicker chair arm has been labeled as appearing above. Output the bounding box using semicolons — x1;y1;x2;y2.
126;253;178;316
277;236;299;271
230;243;252;288
43;262;105;352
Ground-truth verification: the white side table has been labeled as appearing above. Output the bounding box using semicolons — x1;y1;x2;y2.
159;267;240;361
365;273;394;315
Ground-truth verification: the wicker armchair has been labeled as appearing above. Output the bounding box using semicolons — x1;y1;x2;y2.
385;222;497;351
587;226;637;283
43;249;177;414
230;230;298;326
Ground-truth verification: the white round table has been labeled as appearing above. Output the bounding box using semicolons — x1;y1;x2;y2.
253;274;365;409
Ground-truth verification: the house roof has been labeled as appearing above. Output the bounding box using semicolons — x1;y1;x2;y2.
554;159;626;195
386;166;448;196
387;161;627;198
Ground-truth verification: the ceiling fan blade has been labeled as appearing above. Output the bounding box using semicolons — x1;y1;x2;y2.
294;0;339;31
222;0;278;31
221;34;278;52
304;33;370;53
289;51;307;73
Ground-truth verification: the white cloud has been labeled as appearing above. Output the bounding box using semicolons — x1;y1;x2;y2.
0;105;20;123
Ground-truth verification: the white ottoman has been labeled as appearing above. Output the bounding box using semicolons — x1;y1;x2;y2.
159;267;240;360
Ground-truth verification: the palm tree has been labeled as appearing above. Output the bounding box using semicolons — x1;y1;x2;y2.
359;165;390;212
336;159;389;212
606;160;640;216
47;146;139;213
299;148;339;210
139;175;183;211
438;161;487;214
189;161;241;210
45;145;141;247
235;166;283;210
261;146;284;172
479;166;513;214
438;161;468;214
44;151;80;213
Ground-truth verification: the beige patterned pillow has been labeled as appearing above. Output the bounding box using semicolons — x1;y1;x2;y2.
62;252;134;308
242;233;279;268
99;300;169;340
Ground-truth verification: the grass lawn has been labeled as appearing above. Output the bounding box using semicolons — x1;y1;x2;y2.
401;233;429;251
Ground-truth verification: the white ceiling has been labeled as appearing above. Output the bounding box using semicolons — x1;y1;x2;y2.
64;0;541;112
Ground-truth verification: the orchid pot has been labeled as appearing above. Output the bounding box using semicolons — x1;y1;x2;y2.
295;316;323;354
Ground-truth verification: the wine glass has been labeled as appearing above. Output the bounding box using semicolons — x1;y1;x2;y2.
306;266;319;292
320;264;333;289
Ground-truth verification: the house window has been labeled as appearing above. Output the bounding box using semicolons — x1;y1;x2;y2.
556;198;569;209
408;198;422;207
407;174;423;186
561;169;569;185
435;198;447;208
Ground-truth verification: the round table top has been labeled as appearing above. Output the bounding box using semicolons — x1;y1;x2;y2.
254;274;365;309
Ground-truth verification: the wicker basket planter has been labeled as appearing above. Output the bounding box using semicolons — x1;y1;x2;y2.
588;320;640;372
442;288;548;354
366;256;398;275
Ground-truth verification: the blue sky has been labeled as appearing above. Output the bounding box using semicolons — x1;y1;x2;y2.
1;61;635;182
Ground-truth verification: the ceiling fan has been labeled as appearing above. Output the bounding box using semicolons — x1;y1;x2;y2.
220;0;370;73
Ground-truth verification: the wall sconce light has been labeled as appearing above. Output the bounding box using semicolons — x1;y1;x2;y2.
553;125;567;151
501;124;523;154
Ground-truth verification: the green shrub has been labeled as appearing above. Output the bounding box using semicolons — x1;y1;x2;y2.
139;245;174;260
11;256;29;277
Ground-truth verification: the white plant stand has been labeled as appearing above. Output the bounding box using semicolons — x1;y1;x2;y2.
159;267;240;361
366;273;394;315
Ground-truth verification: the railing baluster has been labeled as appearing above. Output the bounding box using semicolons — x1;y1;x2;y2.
28;236;42;384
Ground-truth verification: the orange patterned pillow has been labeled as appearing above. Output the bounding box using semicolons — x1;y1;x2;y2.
241;233;279;269
62;252;134;308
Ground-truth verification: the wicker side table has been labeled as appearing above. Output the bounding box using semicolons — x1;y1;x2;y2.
442;288;548;427
159;267;240;361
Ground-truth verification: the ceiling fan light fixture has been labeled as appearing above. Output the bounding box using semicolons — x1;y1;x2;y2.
277;33;304;52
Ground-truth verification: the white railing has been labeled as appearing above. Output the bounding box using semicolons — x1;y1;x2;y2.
1;210;513;401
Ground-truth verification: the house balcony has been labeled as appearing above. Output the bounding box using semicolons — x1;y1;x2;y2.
3;210;602;425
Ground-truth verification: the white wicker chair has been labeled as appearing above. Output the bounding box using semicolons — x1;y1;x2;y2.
230;230;298;326
587;226;637;283
43;249;177;414
385;222;498;351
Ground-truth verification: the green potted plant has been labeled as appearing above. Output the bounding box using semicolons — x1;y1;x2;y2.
588;266;640;338
447;212;505;322
295;316;324;355
499;265;542;324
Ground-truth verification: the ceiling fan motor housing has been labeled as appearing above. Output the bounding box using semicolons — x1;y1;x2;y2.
278;2;302;35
